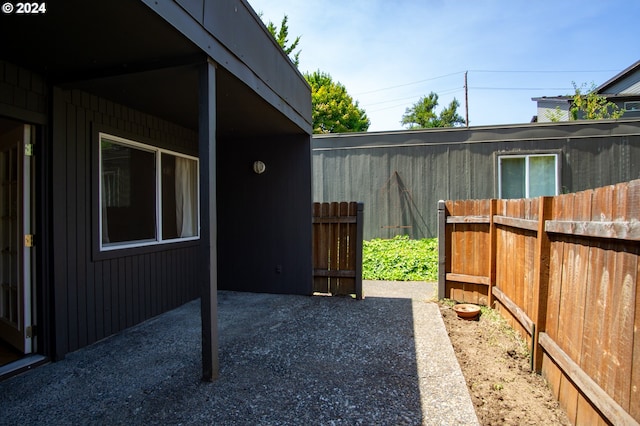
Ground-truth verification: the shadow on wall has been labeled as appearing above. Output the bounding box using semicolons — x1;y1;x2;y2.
378;171;431;239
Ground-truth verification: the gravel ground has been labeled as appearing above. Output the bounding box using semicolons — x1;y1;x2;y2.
0;281;478;425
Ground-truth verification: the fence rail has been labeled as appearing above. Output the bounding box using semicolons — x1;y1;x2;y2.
312;202;363;299
438;179;640;426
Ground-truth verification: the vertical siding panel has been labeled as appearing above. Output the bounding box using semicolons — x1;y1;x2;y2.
162;251;169;311
176;249;182;304
65;100;79;353
124;253;131;327
75;102;88;349
52;89;69;358
102;260;112;337
114;258;127;331
153;252;161;317
137;254;145;319
93;262;104;341
144;254;151;319
125;256;135;327
175;250;182;304
172;250;179;304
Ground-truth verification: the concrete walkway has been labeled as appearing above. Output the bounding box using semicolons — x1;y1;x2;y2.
0;281;478;425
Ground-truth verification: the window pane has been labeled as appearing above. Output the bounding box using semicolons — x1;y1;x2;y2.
162;153;198;239
529;156;557;197
101;140;156;244
501;157;525;199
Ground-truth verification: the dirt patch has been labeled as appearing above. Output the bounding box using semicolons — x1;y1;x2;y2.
439;302;571;426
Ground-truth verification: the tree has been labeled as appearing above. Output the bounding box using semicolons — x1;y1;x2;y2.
304;71;370;134
570;82;624;120
264;14;301;67
401;92;465;129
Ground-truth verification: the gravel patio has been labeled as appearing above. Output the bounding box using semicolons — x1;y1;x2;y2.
0;281;477;425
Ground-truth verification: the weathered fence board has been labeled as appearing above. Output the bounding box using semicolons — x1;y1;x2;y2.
312;202;363;299
438;179;640;426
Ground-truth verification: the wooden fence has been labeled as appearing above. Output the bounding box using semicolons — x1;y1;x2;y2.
312;202;364;299
438;180;640;426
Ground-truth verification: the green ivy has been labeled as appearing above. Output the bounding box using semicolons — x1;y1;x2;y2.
362;235;438;282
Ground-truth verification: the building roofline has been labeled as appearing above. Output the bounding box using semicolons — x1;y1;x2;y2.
312;117;640;140
596;60;640;93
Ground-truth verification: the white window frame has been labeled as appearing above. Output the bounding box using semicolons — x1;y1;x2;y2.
498;153;559;199
99;132;200;251
624;101;640;111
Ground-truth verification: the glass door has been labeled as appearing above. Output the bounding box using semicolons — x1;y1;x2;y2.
0;121;34;355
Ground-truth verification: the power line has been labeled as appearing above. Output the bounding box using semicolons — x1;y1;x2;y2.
468;69;618;73
363;87;464;107
354;71;465;96
354;69;614;98
470;86;573;91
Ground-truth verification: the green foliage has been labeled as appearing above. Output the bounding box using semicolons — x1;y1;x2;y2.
304;70;370;134
401;92;465;129
543;105;565;122
362;235;438;281
264;14;301;67
570;82;624;120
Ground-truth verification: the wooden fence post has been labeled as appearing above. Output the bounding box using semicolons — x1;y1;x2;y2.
355;202;364;300
532;196;553;373
488;199;497;307
438;200;447;300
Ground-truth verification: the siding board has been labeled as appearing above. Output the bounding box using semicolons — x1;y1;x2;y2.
76;103;88;349
65;101;79;353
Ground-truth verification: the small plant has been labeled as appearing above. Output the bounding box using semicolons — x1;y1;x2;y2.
362;235;438;281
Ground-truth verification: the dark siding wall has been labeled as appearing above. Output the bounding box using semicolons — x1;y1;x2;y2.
0;60;47;122
217;134;313;295
51;88;201;359
313;121;640;239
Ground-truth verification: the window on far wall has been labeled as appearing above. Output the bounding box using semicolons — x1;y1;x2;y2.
99;133;199;250
624;101;640;111
498;154;558;199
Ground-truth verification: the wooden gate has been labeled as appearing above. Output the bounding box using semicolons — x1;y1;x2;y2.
312;202;363;299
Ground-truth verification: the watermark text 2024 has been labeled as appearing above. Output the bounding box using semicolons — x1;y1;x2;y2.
2;2;47;14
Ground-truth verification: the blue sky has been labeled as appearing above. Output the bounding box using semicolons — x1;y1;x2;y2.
248;0;639;132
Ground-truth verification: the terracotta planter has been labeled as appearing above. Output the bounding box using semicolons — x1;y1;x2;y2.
453;303;481;320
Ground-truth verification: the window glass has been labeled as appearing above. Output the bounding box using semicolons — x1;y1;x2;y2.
500;157;525;199
161;153;198;239
624;101;640;111
101;139;156;245
529;156;556;197
499;154;558;199
100;134;199;250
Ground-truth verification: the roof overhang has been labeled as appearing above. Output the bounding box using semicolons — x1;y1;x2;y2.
0;0;311;137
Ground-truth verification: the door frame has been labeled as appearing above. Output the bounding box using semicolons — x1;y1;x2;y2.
0;121;35;355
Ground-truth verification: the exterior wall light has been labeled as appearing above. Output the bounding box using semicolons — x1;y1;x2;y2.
253;160;266;174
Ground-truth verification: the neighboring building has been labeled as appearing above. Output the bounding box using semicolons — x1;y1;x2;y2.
533;60;640;122
0;0;313;380
312;119;640;240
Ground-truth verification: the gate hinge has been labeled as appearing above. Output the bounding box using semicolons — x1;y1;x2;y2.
26;325;36;338
24;143;34;156
25;234;35;247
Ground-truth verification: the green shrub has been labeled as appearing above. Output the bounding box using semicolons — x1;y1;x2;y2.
362;235;438;281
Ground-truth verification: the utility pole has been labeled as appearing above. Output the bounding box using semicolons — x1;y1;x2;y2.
464;71;469;127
